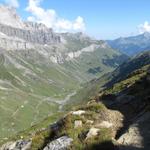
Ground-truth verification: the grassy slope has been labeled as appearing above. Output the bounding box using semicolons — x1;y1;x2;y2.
1;102;115;150
0;51;80;139
101;64;150;95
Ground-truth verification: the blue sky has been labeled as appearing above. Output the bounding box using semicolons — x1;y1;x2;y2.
0;0;150;39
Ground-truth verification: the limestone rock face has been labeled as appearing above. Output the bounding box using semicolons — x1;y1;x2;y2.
0;23;60;45
0;22;60;50
0;37;34;50
0;140;31;150
43;136;73;150
0;5;60;50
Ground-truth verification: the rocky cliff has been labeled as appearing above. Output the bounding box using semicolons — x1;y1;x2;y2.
0;5;60;50
0;23;60;45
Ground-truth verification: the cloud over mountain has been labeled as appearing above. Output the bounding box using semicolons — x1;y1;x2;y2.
138;21;150;33
26;0;86;32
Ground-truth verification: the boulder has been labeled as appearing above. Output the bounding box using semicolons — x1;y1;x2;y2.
86;127;100;140
0;140;31;150
0;142;16;150
72;110;85;115
118;126;143;149
74;120;82;128
43;136;73;150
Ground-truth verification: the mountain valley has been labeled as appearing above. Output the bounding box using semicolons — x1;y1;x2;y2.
0;5;127;139
0;3;150;150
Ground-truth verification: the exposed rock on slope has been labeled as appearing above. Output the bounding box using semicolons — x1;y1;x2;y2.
43;136;73;150
0;101;123;150
0;23;60;46
0;5;60;50
0;139;31;150
118;111;150;150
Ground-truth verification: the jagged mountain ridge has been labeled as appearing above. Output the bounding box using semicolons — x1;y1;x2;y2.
0;23;60;45
107;32;150;56
0;5;60;50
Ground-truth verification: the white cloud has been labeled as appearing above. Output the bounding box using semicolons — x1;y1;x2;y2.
138;21;150;33
73;16;85;30
5;0;19;8
26;0;86;32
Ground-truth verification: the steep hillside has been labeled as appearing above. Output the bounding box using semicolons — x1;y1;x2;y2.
61;32;127;80
107;32;150;56
103;51;150;87
98;64;150;149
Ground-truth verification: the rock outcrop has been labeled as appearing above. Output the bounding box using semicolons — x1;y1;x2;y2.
72;110;85;115
0;140;31;150
0;5;60;50
0;23;60;45
85;127;100;140
43;136;73;150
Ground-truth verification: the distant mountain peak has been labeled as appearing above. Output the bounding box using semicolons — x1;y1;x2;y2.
107;32;150;56
142;32;150;38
